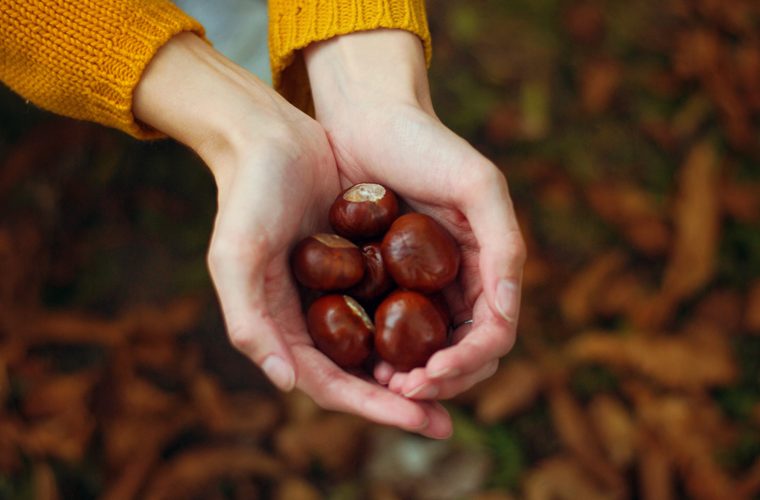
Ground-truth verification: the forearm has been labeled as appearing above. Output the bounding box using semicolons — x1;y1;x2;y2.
0;0;203;138
304;30;433;118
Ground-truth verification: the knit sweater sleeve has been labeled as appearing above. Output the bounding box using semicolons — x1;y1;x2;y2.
268;0;431;112
0;0;204;139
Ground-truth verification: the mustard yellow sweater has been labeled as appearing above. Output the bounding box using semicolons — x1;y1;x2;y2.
0;0;430;139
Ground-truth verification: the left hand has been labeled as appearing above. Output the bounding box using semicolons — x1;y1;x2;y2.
304;30;526;401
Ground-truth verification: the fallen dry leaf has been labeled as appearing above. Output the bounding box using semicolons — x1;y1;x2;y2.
142;446;282;500
631;390;738;500
744;280;760;333
523;455;620;500
588;395;637;468
567;329;736;389
638;434;676;500
476;359;543;423
548;386;623;490
33;461;60;500
560;251;627;324
274;476;321;500
661;140;720;305
581;58;621;113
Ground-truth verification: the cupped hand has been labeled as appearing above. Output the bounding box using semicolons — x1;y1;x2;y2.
132;33;452;438
305;30;526;401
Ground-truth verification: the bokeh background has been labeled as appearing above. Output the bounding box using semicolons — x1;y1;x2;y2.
1;0;760;498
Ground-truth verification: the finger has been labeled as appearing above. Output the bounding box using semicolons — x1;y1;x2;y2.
401;368;439;399
373;360;396;386
208;244;297;391
207;168;302;391
294;344;434;433
417;401;453;439
426;299;516;380
407;360;499;401
460;165;526;326
388;371;408;394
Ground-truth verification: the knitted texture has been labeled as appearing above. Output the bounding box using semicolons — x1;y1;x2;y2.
0;0;204;139
269;0;431;111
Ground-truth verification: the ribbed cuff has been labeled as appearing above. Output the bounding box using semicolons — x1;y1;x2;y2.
268;0;431;111
0;0;205;139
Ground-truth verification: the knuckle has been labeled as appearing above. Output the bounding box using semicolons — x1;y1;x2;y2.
226;324;258;358
207;233;268;273
509;231;528;267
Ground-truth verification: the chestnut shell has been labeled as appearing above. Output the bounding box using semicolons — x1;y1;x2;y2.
374;290;448;371
381;213;461;293
307;295;374;368
349;242;394;302
291;234;364;290
329;183;399;240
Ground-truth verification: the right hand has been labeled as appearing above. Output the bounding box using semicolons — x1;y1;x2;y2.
132;33;453;438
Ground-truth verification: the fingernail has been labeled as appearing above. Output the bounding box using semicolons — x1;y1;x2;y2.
412;416;430;431
429;366;460;379
496;279;519;323
262;355;295;391
404;384;439;400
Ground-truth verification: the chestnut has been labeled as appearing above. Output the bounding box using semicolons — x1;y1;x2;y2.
307;295;374;368
349;242;394;302
329;183;399;240
381;213;461;293
291;234;364;290
374;290;448;371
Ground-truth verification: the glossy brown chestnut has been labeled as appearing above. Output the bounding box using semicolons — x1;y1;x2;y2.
329;183;399;240
374;290;448;371
349;242;394;301
291;234;364;290
381;213;461;293
307;295;374;368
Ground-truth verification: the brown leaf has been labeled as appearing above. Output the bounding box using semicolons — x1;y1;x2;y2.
23;371;97;419
720;181;760;222
585;183;670;256
581;59;622;113
274;476;321;500
691;289;743;333
19;312;126;346
191;374;280;436
476;359;543;423
661;140;720;308
123;297;202;340
33;461;60;500
275;414;367;474
597;271;650;319
631;391;738;500
744;280;760;334
638;434;676;500
523;455;621;500
548;387;624;490
563;2;605;44
737;456;760;498
142;446;282;500
587;395;637;467
560;251;627;324
21;408;95;461
567;329;737;389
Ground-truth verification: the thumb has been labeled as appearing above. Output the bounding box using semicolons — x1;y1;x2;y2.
462;166;526;325
207;241;297;391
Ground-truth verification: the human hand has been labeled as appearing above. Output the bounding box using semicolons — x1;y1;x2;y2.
132;33;452;438
305;30;526;401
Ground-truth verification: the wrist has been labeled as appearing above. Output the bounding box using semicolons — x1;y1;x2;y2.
304;30;434;121
133;33;310;176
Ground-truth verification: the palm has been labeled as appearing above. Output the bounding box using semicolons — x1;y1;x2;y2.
324;104;521;397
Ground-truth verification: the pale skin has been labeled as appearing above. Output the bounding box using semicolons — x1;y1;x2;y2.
133;30;525;439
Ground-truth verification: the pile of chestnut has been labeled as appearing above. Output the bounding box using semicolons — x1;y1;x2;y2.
291;183;461;372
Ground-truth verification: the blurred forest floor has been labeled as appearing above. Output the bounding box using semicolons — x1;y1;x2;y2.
1;0;760;498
